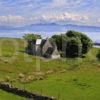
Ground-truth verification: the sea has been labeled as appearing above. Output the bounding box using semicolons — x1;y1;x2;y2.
0;30;99;43
0;23;100;44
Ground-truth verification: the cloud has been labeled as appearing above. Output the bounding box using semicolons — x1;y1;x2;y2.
0;12;99;27
42;0;83;10
50;0;66;8
0;15;26;25
0;0;99;27
31;12;90;25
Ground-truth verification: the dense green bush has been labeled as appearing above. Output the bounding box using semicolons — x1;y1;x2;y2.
81;33;93;54
66;30;81;37
51;34;62;51
52;30;93;58
66;30;93;55
23;33;41;42
51;34;68;51
96;50;100;60
66;37;82;58
23;33;42;54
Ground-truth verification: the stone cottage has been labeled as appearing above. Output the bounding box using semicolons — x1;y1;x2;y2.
26;38;61;59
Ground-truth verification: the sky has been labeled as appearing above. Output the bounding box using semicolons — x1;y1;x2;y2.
0;0;100;27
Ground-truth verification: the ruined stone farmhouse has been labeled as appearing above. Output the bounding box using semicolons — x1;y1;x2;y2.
26;38;61;59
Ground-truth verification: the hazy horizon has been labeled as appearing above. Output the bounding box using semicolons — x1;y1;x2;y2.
0;0;100;43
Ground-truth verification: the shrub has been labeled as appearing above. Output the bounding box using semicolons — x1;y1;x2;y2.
23;33;42;54
96;50;100;60
51;34;69;51
81;33;93;54
66;30;93;55
51;34;62;51
52;30;93;58
66;37;82;58
23;33;41;42
66;30;81;37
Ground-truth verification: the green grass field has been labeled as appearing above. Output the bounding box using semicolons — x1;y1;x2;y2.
0;38;100;100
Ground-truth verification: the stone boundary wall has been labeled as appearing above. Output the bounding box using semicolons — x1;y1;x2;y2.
0;82;57;100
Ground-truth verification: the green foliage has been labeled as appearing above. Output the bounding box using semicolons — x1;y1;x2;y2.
51;35;62;50
66;30;81;37
96;49;100;59
23;33;41;54
23;33;41;42
81;33;93;54
24;30;93;58
66;37;82;58
51;34;69;51
52;30;93;58
66;30;93;54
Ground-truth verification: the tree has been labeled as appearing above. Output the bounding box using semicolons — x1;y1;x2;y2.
23;33;41;54
51;34;68;51
81;33;93;54
52;30;93;58
51;35;62;51
96;50;100;60
66;30;93;55
66;37;82;58
23;33;41;42
66;30;81;38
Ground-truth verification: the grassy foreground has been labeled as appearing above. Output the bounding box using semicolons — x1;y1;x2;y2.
0;38;100;100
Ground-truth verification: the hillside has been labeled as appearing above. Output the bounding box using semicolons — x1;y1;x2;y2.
0;38;100;100
0;24;100;32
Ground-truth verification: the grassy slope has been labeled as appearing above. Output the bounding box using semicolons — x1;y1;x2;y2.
0;90;26;100
0;38;100;100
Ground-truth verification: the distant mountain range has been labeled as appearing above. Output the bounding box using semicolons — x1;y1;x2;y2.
0;23;100;43
0;23;100;32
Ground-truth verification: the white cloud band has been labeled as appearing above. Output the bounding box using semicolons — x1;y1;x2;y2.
0;15;26;25
31;12;90;25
